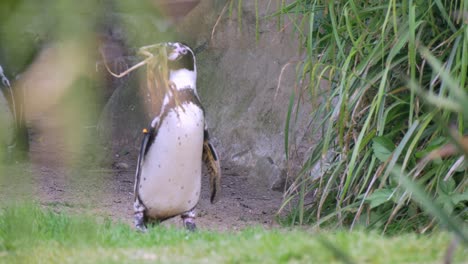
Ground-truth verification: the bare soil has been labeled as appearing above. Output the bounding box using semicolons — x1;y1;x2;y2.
1;114;284;231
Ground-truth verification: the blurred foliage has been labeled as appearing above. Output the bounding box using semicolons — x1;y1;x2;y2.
276;0;468;234
0;0;177;199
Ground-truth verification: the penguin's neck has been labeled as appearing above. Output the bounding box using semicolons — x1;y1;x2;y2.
169;69;197;92
158;68;200;120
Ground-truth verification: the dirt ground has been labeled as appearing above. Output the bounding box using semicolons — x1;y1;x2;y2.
1;114;284;231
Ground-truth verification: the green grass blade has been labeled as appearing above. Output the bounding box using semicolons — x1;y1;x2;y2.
284;91;295;160
420;46;468;113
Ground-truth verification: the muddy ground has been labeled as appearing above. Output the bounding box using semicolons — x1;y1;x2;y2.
0;113;284;231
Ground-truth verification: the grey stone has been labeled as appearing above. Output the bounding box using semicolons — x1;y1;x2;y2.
254;157;286;191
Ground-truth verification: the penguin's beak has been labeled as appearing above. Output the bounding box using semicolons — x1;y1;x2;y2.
166;44;180;61
166;43;189;61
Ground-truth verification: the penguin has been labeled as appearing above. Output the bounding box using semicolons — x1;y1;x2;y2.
133;42;221;231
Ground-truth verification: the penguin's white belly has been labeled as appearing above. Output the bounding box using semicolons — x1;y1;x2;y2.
139;102;204;219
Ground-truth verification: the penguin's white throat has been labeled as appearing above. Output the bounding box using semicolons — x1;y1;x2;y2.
169;69;197;91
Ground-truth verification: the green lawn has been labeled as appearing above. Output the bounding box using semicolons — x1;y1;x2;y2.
0;204;466;264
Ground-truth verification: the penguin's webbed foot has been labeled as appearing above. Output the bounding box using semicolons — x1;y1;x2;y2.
181;210;197;232
183;219;197;232
136;223;148;233
134;211;147;232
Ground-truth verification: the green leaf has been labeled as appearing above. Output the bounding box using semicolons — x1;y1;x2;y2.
438;179;456;195
366;188;394;209
436;193;455;214
452;192;468;205
372;136;395;162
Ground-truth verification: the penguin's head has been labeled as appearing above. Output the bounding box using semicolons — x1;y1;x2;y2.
164;42;197;89
166;42;195;72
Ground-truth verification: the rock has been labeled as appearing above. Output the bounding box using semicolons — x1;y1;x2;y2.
98;72;147;160
253;157;286;191
178;0;313;190
113;161;130;170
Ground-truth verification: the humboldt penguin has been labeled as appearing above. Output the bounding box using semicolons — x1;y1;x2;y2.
133;42;221;231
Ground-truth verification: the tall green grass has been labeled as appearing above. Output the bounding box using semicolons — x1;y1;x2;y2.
277;0;468;234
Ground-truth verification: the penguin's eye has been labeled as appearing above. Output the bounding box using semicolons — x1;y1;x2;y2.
181;49;188;55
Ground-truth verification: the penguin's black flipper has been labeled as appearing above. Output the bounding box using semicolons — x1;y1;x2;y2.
133;128;154;231
134;127;156;200
203;129;221;203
